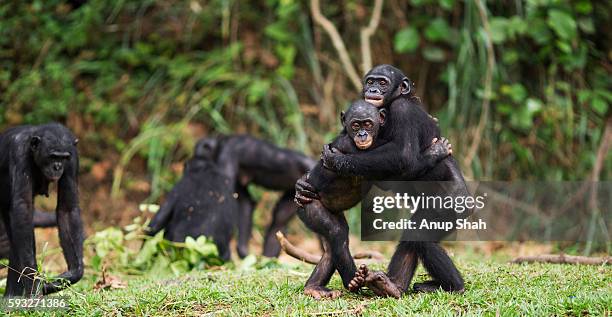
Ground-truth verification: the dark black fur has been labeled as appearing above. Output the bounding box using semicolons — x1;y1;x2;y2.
146;157;237;261
0;211;57;259
295;100;451;298
0;123;84;297
195;135;316;258
297;65;468;297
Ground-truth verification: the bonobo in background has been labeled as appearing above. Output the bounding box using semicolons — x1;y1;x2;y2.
0;211;57;259
146;154;238;261
195;135;316;258
0;123;84;297
297;65;469;298
294;100;452;299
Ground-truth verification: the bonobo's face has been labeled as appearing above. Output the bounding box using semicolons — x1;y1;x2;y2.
342;100;386;150
30;131;76;182
362;64;412;107
194;138;218;161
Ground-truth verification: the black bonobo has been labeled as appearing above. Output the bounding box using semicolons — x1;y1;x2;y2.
193;135;316;258
295;100;452;299
296;64;470;298
146;153;237;261
0;123;84;297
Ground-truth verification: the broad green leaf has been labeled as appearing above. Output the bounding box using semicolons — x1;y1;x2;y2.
489;17;508;44
547;9;577;40
424;18;451;42
394;27;420;53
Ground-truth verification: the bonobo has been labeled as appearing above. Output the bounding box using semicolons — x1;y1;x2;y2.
146;154;237;261
194;135;316;258
0;123;84;297
297;64;470;298
0;211;57;259
296;100;452;299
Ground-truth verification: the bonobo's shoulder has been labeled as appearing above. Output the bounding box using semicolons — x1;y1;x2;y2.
1;125;36;145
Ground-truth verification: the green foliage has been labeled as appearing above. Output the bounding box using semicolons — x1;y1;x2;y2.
86;217;223;276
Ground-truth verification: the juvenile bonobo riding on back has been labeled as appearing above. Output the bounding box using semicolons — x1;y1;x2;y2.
296;65;469;299
295;100;452;299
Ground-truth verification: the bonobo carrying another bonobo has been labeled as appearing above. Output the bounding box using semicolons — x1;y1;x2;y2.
194;135;316;258
297;64;469;298
0;123;84;297
295;100;452;299
146;148;237;261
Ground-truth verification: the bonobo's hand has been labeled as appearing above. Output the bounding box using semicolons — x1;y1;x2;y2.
321;144;344;171
428;114;439;124
294;174;319;207
426;137;452;161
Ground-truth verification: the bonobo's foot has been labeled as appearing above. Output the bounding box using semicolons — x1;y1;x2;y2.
304;286;342;300
350;264;402;298
429;137;452;157
348;264;369;292
413;280;465;294
294;175;320;207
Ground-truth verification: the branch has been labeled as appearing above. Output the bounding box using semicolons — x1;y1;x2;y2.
310;0;362;90
275;231;385;265
360;0;384;74
511;254;610;266
464;0;496;171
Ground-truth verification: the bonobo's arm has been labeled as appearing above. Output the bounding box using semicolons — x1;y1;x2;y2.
146;187;179;235
43;152;84;295
6;148;38;296
322;133;450;180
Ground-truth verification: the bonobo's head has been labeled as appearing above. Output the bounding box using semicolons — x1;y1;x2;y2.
30;127;78;182
342;100;386;150
193;137;218;161
362;64;413;107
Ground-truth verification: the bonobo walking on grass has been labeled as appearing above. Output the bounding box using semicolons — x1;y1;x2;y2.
0;123;84;297
297;65;469;298
295;100;452;299
194;135;315;258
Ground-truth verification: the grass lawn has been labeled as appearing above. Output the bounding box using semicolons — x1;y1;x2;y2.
17;254;611;316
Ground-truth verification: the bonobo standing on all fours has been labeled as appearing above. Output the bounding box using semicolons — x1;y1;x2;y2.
0;123;84;297
147;135;315;259
296;65;469;299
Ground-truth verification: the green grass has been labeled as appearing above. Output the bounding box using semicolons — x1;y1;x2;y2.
17;255;612;316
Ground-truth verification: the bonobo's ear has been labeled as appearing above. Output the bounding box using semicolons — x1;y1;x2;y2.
30;136;41;150
400;78;412;95
379;109;387;126
340;111;346;125
73;138;79;146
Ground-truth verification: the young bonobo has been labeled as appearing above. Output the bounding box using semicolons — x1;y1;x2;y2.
296;100;451;299
0;123;84;297
297;65;469;298
194;135;316;258
146;153;237;261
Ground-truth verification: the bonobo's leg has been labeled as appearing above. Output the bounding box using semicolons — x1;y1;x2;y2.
413;242;464;293
236;185;255;258
5;205;39;297
303;237;340;299
33;211;56;228
349;241;418;298
263;190;297;257
296;200;355;298
43;164;84;295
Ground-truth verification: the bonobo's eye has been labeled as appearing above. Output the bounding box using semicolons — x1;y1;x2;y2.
351;122;360;131
367;79;373;85
364;121;373;129
380;80;386;86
